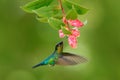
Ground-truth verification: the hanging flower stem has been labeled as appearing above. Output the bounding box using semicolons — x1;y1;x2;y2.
58;0;71;31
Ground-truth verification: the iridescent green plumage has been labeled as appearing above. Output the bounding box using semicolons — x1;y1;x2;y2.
32;41;87;68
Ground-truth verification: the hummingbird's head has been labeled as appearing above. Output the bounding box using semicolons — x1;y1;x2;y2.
55;41;63;53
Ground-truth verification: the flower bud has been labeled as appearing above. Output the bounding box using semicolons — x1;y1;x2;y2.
68;19;84;28
59;29;65;38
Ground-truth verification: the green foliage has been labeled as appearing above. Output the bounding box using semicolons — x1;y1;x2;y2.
66;8;78;19
48;17;64;30
21;0;88;30
33;5;61;18
61;26;71;34
33;6;55;17
64;0;89;15
37;17;48;23
21;0;54;13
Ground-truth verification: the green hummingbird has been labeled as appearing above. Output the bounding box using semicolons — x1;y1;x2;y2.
32;41;87;68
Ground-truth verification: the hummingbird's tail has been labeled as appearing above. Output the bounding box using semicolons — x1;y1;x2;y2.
32;62;44;68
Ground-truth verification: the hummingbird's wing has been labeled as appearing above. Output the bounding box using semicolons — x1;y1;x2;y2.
56;52;87;65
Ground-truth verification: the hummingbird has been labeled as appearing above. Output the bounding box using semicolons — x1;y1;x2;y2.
32;41;87;68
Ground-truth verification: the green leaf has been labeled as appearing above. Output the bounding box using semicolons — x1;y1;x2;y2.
63;0;72;9
66;8;78;19
48;17;64;30
61;26;71;35
74;5;88;15
37;17;48;23
33;6;54;17
64;0;88;15
21;0;54;13
33;5;62;18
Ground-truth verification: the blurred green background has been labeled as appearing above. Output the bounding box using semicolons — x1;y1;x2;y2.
0;0;120;80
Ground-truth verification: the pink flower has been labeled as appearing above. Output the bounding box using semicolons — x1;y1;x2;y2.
71;28;80;37
59;17;83;48
68;19;84;28
68;35;77;48
59;29;65;38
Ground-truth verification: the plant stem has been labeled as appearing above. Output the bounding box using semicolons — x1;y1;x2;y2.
58;0;65;17
58;0;71;30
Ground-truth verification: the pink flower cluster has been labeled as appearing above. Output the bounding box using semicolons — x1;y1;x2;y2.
59;18;84;48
